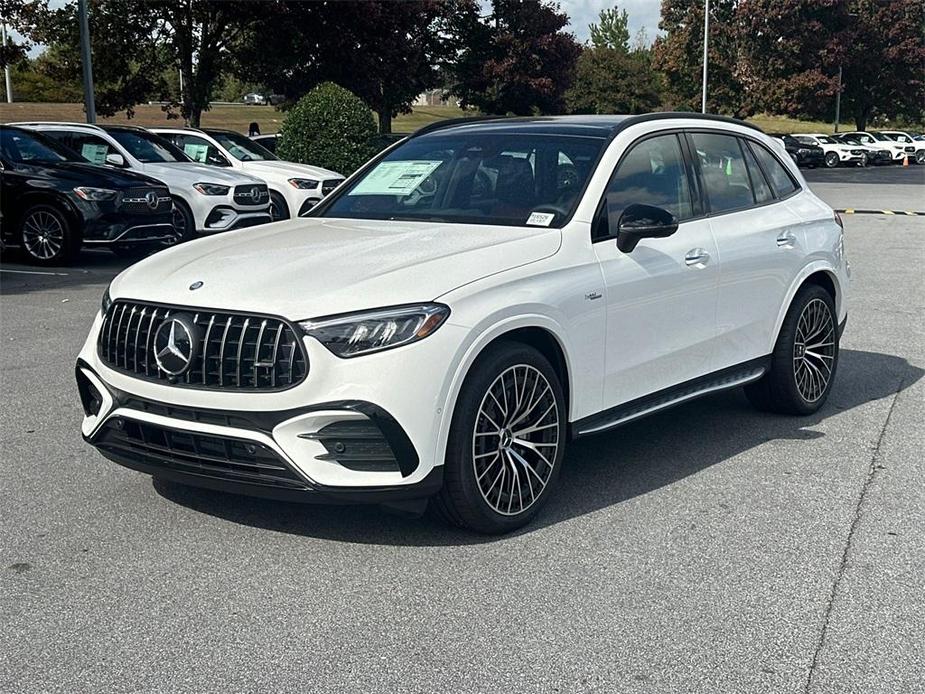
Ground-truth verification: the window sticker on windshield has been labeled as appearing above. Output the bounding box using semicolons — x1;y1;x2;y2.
349;160;442;196
81;143;108;164
526;211;555;227
183;143;209;163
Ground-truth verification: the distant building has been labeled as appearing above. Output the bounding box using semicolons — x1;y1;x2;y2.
413;89;459;107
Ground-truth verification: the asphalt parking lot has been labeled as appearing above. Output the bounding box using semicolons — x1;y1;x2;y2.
2;166;923;693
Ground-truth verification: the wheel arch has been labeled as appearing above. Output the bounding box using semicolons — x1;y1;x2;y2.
432;315;574;470
770;263;843;352
16;192;83;242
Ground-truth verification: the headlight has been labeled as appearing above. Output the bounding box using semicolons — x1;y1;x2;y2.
288;178;319;190
74;186;118;201
299;304;450;358
101;286;112;315
193;182;231;195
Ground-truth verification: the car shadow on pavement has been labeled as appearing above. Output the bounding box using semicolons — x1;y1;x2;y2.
152;348;923;546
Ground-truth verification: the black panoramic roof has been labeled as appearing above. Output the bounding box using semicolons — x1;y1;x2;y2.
413;112;763;140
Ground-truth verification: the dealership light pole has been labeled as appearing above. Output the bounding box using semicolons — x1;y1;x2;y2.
701;0;709;113
2;24;12;103
78;0;96;123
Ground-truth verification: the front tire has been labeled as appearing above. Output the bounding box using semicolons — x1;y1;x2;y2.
824;152;840;168
170;197;195;244
746;284;839;415
269;191;290;221
915;150;925;165
857;153;868;168
432;342;566;533
19;203;79;265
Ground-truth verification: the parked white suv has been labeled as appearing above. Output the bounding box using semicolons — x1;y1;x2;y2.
793;134;868;167
876;130;925;164
16;122;272;238
152;127;343;220
840;130;912;163
77;114;848;533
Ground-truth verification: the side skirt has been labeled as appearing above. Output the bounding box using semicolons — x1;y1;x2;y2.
571;356;770;439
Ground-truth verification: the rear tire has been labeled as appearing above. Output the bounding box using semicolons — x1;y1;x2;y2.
745;284;839;415
19;203;80;266
432;342;566;534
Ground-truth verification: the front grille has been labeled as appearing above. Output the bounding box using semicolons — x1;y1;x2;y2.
95;417;309;489
119;187;172;215
321;179;342;196
98;301;308;390
233;183;270;206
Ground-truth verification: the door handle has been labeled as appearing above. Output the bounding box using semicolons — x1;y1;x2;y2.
684;248;711;266
776;231;798;248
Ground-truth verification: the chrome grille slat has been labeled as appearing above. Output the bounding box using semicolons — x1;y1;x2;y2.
98;301;307;391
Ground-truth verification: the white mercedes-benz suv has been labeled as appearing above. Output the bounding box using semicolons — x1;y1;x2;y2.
16;122;272;238
151;127;344;220
76;114;849;533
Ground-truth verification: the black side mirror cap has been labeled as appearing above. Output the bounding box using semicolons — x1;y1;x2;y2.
616;203;679;253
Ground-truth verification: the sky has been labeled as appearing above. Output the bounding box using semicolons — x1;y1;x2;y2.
561;0;663;44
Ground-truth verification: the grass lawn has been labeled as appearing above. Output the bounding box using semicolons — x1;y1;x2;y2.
1;101;902;137
0;101;466;134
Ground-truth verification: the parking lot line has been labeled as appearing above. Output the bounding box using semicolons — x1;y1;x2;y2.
0;268;70;276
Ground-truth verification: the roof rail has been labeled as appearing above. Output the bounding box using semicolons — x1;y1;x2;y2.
8;120;109;133
617;111;764;133
411;115;510;138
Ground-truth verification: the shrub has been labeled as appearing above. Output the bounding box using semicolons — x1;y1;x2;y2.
277;82;378;175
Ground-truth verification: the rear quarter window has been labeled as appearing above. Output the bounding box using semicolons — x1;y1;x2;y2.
747;141;799;199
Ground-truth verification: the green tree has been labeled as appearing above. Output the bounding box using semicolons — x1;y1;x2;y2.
25;1;264;125
234;1;455;134
737;0;925;130
451;0;581;115
566;47;662;114
589;7;630;51
652;0;747;116
277;82;378;175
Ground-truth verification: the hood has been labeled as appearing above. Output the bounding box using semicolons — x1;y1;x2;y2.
20;161;165;188
241;159;343;181
138;161;264;187
110;217;561;320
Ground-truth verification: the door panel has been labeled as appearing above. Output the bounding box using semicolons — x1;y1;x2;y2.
595;219;720;408
695;134;805;367
594;132;719;410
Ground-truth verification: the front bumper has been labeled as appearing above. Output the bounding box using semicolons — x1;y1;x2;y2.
77;360;443;504
76;309;470;501
200;205;271;233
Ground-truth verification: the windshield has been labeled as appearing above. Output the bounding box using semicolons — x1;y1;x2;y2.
205;130;277;161
107;128;188;163
815;136;836;144
317;133;607;228
1;127;81;164
794;136;818;145
870;133;892;142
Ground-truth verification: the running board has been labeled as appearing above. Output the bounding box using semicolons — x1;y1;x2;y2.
572;358;769;438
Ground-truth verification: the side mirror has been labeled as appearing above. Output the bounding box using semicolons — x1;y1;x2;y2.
105;153;125;167
616;203;679;253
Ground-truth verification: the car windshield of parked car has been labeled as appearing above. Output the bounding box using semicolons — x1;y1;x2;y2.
794;136;820;145
205;130;278;161
1;128;80;164
870;133;893;142
318;133;606;228
107;128;188;163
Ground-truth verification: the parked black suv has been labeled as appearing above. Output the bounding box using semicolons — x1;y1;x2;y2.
775;135;825;168
0;125;175;265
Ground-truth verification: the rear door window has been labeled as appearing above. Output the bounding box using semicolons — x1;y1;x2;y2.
747;141;799;198
690;132;754;213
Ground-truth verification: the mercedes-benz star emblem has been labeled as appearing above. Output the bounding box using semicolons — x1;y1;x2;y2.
145;191;158;209
189;280;203;290
153;315;198;376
